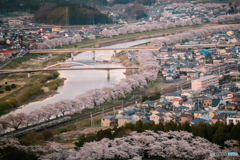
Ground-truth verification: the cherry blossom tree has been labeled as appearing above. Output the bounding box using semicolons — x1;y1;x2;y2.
192;18;202;25
54;99;73;116
88;35;96;40
3;113;27;130
101;28;112;37
41;104;57;121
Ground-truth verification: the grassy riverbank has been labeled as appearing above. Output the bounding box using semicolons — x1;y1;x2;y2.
0;71;64;116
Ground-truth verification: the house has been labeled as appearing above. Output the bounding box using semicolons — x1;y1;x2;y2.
132;112;146;122
208;110;220;118
164;115;179;123
166;75;174;80
142;100;157;107
226;114;240;125
200;114;212;122
209;99;221;110
224;92;237;101
150;113;165;124
171;97;183;107
150;107;167;115
6;38;14;44
212;115;226;124
117;115;132;127
182;101;195;110
165;91;182;100
157;101;172;109
203;98;213;107
194;110;208;118
190;118;207;125
174;105;189;111
181;114;193;123
225;103;237;110
180;66;192;72
101;115;115;127
181;90;198;98
159;47;169;52
206;85;218;93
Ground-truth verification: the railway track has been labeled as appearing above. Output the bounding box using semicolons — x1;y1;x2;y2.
36;84;182;132
13;80;190;137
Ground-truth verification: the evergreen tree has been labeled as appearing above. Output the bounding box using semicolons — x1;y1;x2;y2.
231;123;240;141
134;120;143;133
213;126;227;147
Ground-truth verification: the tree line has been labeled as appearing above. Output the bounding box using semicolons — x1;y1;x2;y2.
75;120;240;148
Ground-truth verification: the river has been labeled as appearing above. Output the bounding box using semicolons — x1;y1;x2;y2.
6;36;163;115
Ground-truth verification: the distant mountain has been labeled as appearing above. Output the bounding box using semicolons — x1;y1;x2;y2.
35;4;113;25
0;0;109;13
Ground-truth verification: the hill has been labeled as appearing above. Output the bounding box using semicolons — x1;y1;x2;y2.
35;4;113;25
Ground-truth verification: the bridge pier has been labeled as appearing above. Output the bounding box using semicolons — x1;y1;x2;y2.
107;70;110;80
27;73;31;78
114;50;117;57
92;51;95;60
71;53;74;61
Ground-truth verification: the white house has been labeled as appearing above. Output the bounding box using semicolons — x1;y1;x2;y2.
226;114;240;125
182;101;195;110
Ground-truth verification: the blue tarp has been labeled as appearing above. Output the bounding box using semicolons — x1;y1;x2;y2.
201;49;210;56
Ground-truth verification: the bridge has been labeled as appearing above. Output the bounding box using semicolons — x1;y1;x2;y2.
0;67;139;79
29;48;158;60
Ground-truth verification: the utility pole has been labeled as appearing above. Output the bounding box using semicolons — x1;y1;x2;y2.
113;107;115;116
102;107;104;116
122;100;123;111
90;113;95;127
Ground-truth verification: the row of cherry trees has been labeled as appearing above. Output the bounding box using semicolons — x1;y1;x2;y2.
1;24;240;134
101;13;240;38
0;131;238;159
32;34;82;49
152;24;240;48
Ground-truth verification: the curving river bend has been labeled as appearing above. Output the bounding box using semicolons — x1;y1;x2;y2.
6;36;163;115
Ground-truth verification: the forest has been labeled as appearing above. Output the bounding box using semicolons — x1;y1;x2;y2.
0;0;109;13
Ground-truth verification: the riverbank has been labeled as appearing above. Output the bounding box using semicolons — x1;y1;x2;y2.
57;23;219;49
0;71;64;116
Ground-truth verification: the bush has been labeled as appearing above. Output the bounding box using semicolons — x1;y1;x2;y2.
42;129;53;141
8;99;17;108
0;146;39;160
52;71;59;79
0;91;4;94
5;86;11;91
19;131;44;146
20;83;43;102
10;84;16;89
52;125;76;135
5;82;7;85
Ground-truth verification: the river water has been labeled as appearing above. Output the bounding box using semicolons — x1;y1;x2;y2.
6;36;163;115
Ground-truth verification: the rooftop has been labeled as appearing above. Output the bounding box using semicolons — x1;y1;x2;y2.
191;75;218;82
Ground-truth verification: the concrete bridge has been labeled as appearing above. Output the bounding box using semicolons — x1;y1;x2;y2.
0;67;138;79
29;48;158;60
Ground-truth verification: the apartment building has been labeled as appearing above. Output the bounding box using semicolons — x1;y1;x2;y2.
200;62;237;76
191;75;219;91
